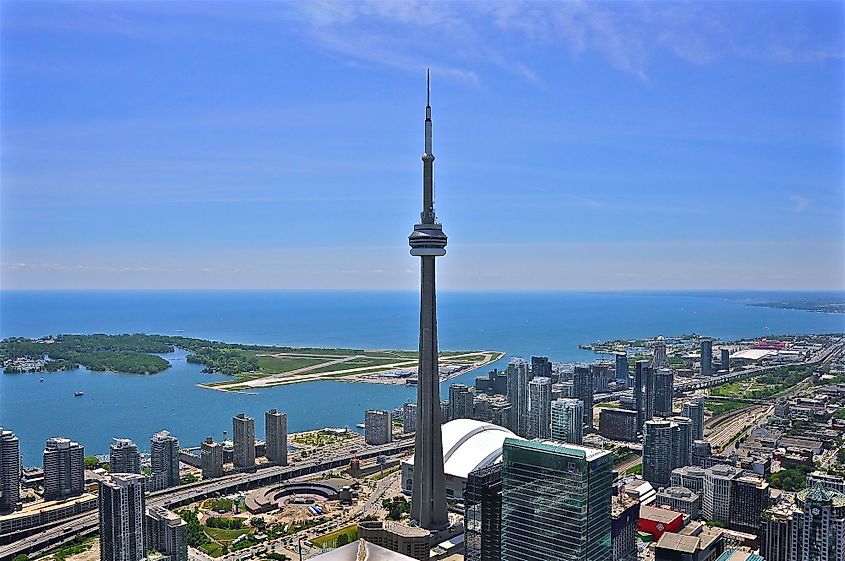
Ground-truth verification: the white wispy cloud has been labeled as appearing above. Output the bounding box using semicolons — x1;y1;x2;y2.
285;0;843;82
5;1;839;84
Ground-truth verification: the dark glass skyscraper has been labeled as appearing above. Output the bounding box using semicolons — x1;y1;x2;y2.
465;464;502;561
634;360;654;430
573;366;594;429
409;70;449;530
506;358;531;436
531;356;552;379
614;352;628;388
643;419;675;487
653;369;674;417
700;339;713;375
501;438;612;561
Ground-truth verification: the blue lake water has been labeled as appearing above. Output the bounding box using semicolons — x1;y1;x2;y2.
1;290;843;464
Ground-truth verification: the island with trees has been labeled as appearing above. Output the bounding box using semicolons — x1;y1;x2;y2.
0;333;503;390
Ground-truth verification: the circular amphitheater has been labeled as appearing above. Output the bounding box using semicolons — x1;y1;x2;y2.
245;478;353;514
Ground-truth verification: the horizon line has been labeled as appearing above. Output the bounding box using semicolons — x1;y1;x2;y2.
1;288;843;294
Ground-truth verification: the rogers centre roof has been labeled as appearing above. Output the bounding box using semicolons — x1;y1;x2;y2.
403;419;522;479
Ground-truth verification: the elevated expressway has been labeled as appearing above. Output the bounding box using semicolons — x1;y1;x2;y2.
0;439;414;561
593;338;844;404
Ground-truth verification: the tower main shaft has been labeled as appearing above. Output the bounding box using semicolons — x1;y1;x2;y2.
409;69;449;531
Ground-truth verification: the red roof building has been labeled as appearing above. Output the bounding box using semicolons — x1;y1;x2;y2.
638;504;684;540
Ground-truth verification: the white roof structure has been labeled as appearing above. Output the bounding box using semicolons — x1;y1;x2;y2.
404;419;521;479
732;349;775;360
311;540;416;560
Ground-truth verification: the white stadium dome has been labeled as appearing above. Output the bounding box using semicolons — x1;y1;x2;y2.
404;418;520;479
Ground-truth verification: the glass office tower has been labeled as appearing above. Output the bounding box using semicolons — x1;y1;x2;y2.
465;464;503;561
501;438;612;561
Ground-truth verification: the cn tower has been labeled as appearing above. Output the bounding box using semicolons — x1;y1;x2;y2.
409;69;449;531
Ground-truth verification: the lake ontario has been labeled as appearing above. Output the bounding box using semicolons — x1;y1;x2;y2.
2;290;843;464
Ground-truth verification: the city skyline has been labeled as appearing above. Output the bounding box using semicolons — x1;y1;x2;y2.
1;4;844;558
2;1;843;291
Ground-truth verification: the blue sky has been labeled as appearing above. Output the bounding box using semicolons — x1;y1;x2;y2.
1;0;843;290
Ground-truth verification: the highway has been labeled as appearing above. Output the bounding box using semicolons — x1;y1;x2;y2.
594;338;844;404
0;439;414;561
703;340;843;452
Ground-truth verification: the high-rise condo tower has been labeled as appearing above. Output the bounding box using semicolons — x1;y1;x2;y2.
409;69;449;531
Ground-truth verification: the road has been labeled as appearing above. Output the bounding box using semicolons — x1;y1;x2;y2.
0;440;414;561
593;337;844;404
703;339;844;452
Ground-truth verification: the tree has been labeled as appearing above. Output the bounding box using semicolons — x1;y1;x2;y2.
336;534;350;547
768;467;811;492
381;497;410;521
178;509;209;548
180;473;199;485
84;456;99;469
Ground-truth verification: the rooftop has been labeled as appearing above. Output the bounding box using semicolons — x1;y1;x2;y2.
659;486;699;500
640;505;684;524
310;540;417;561
673;465;706;476
612;495;640;517
798;486;845;507
708;464;743;478
508;437;611;462
359;521;430;538
0;493;97;520
656;533;699;553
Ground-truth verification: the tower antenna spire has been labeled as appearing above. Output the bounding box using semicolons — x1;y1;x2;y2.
424;68;432;156
426;67;430;107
